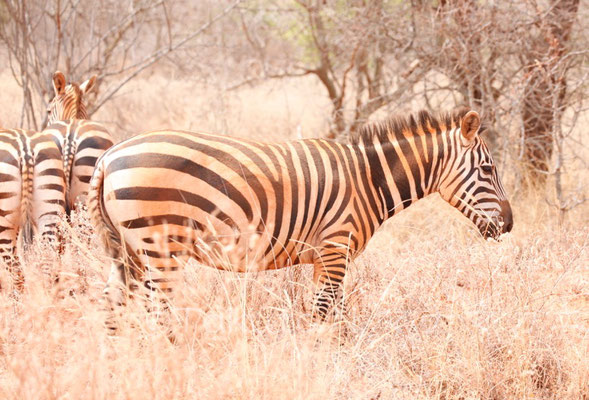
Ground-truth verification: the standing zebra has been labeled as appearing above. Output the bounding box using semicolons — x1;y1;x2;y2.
43;71;114;214
0;129;66;289
88;108;513;319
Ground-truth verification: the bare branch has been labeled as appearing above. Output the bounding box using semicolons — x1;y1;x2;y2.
91;0;243;114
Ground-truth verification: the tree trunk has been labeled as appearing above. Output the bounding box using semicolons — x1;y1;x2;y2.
521;0;579;186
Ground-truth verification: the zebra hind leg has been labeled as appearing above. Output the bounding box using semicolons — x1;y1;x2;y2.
0;228;23;293
1;247;24;294
140;254;189;344
102;250;143;335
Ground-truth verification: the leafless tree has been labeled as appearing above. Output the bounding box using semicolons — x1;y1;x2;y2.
1;0;587;216
410;0;520;152
236;0;426;138
236;0;588;214
520;0;581;186
0;0;243;130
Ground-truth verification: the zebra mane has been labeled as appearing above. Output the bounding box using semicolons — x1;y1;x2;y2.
349;107;482;145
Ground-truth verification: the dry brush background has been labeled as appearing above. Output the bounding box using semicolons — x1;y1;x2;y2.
0;1;588;399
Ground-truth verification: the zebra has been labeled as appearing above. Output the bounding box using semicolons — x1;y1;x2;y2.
43;71;114;214
0;128;66;290
88;108;513;320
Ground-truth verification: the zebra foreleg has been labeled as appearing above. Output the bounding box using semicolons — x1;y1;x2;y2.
312;250;349;322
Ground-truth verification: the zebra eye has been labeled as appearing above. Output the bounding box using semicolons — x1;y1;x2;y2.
481;164;493;174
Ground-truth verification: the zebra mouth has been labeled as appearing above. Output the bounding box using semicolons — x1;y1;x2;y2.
478;216;503;240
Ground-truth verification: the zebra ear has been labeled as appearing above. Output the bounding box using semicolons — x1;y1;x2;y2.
460;111;480;143
52;71;66;95
80;75;97;95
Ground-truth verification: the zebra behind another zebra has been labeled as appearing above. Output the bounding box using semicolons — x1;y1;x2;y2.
43;71;114;214
0;129;66;290
88;108;513;320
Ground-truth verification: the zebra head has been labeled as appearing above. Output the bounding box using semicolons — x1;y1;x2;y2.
438;110;513;239
46;71;96;127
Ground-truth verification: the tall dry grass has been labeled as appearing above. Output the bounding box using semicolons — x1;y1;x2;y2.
0;72;587;399
0;195;586;399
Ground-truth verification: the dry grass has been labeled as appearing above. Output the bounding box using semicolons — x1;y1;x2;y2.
0;73;587;399
0;196;586;399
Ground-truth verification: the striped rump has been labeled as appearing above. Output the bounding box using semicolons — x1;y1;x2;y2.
43;120;114;213
0;129;66;290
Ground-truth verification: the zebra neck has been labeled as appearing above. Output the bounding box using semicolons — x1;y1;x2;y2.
76;107;88;120
65;104;88;121
362;140;436;220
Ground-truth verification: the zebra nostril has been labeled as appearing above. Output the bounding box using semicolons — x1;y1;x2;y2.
504;218;513;233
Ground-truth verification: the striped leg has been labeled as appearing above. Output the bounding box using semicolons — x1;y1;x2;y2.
135;226;194;313
0;227;22;291
0;167;24;291
312;246;350;321
103;246;186;336
124;253;187;343
102;244;145;333
103;257;131;333
104;259;128;307
140;252;187;314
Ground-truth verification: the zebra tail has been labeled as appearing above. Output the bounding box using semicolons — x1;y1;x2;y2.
20;137;35;246
63;132;78;214
88;157;120;254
